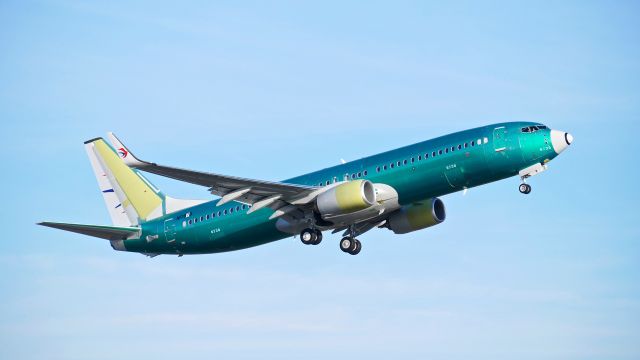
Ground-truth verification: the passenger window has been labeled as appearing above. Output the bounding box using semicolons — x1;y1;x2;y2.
188;219;192;225
477;138;482;145
182;221;186;228
206;214;209;220
403;159;408;165
464;143;468;148
223;209;227;215
217;211;221;217
432;151;436;157
357;172;361;178
418;155;422;161
376;166;380;173
458;144;462;150
445;148;449;154
397;161;401;166
390;163;395;168
363;170;368;176
483;137;488;144
438;150;442;155
383;165;387;170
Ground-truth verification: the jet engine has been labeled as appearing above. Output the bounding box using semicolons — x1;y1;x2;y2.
316;180;376;218
386;198;446;234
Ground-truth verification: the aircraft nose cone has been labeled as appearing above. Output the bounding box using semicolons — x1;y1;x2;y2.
550;130;573;154
566;132;574;145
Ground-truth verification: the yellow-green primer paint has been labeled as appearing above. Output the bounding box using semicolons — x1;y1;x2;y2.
94;140;162;220
335;180;371;212
406;202;440;229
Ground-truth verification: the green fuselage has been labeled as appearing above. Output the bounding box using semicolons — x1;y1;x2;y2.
122;122;558;255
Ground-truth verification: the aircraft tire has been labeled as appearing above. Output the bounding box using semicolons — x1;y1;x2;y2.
300;228;317;245
340;237;353;252
350;239;362;255
312;229;323;245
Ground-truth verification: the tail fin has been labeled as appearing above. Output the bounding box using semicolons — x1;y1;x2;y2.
106;132;150;168
84;136;205;226
85;138;164;225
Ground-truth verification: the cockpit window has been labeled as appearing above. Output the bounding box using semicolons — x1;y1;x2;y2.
521;125;548;133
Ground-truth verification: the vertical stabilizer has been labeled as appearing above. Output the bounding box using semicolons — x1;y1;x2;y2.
85;140;134;226
84;138;164;225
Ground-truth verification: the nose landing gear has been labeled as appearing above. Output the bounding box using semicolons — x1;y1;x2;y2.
519;183;532;194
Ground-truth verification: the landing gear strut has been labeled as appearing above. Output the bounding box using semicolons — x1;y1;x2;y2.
519;183;532;194
339;237;361;255
300;228;322;245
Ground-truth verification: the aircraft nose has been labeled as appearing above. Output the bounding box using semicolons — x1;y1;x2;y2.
550;129;573;154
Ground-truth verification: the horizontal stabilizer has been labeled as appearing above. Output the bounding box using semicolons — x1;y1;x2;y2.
38;222;140;241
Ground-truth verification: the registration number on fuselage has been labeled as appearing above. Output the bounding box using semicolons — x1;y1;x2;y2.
445;163;457;170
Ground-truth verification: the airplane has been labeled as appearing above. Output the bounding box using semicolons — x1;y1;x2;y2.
39;122;573;256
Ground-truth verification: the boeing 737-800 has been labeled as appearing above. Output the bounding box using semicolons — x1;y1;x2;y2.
39;122;573;256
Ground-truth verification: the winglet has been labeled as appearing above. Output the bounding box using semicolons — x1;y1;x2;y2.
107;132;153;168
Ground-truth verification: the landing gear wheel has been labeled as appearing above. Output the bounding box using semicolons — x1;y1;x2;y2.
350;239;362;255
340;237;354;253
519;183;532;194
300;228;317;245
312;229;323;245
340;237;361;255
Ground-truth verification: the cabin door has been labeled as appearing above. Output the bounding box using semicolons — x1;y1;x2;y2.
493;126;507;152
164;217;177;245
444;163;465;189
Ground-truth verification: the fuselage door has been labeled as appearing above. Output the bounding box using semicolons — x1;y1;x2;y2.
493;127;507;152
164;217;177;245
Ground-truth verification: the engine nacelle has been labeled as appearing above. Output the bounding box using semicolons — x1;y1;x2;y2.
316;180;376;218
386;198;446;234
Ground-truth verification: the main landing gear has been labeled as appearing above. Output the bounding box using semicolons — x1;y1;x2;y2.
300;227;362;255
519;183;532;194
339;237;361;255
300;228;322;245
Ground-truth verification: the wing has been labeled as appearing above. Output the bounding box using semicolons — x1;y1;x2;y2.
108;132;322;217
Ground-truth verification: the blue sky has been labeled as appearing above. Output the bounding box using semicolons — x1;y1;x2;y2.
1;1;639;359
